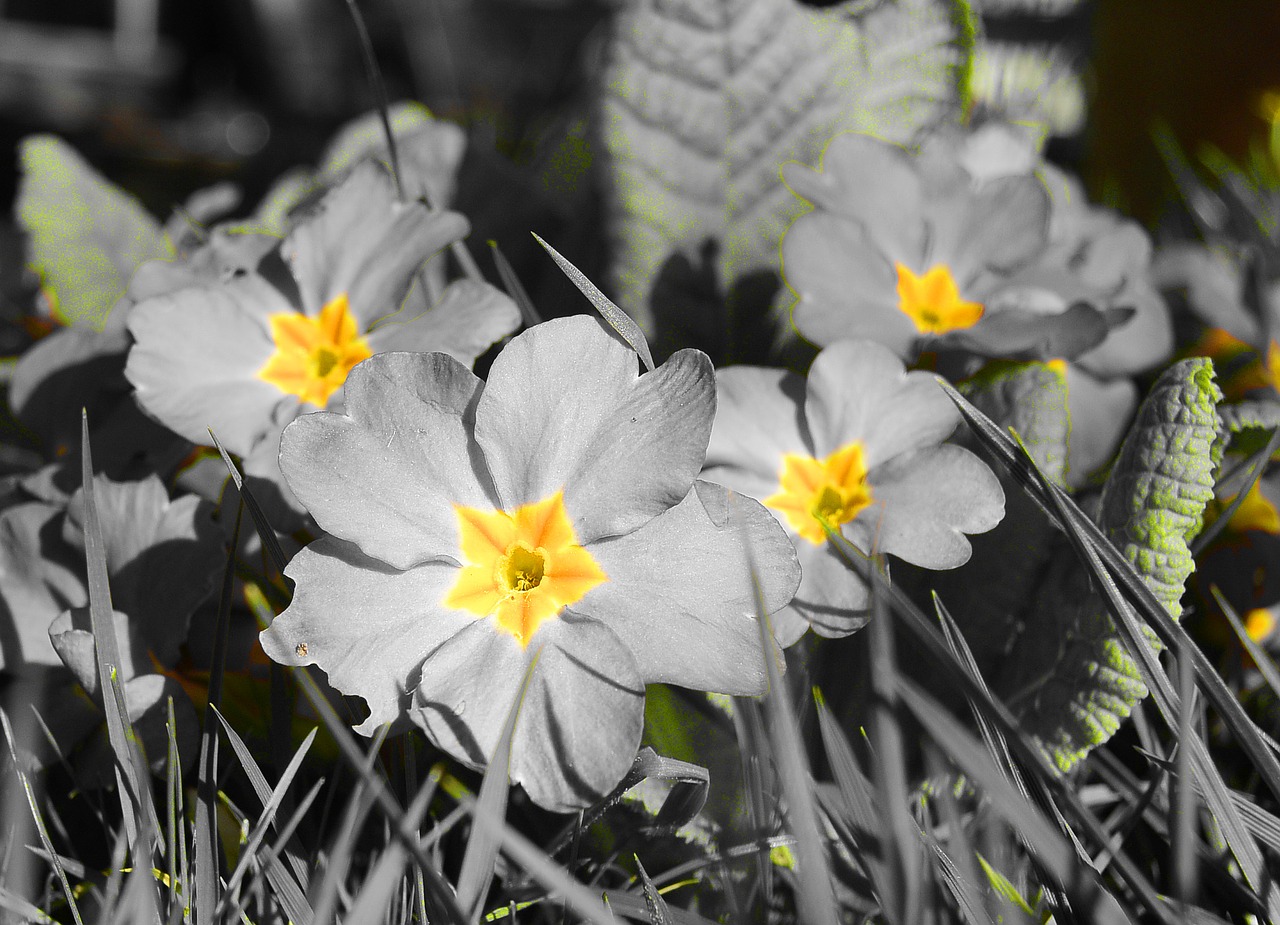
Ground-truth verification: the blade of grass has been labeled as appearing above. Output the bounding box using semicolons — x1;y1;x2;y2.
209;431;288;574
80;413;156;852
489;239;542;327
821;528;1176;925
1172;641;1199;908
860;555;920;925
457;649;541;921
244;584;468;923
344;769;439;925
214;720;317;914
0;708;83;925
634;856;672;925
193;495;243;921
745;549;839;925
313;725;389;925
532;233;655;371
814;692;891;900
211;705;311;890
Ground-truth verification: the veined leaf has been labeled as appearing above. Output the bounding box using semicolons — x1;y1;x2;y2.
1007;358;1224;772
597;0;971;342
17;135;171;329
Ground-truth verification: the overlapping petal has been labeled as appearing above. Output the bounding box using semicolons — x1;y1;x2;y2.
703;366;810;490
784;213;912;354
260;536;474;734
865;445;1005;568
282;160;468;327
279;352;495;569
366;279;521;366
582;481;797;694
804;339;959;466
475;315;714;542
413;615;644;813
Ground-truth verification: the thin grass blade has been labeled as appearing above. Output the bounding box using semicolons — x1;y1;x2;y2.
458;649;541;921
80;413;152;850
245;585;469;923
532;232;655;371
345;767;440;925
489;239;542;326
212;704;312;889
209;430;289;574
0;708;83;925
747;559;839;925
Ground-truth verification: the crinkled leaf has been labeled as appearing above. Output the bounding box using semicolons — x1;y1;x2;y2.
1221;399;1280;433
16;135;172;329
597;0;970;337
1003;358;1224;772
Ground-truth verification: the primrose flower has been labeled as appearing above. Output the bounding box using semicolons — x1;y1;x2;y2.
781;132;1055;359
125;160;520;510
702;339;1004;645
259;316;800;811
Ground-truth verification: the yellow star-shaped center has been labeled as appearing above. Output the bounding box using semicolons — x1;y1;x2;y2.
258;293;372;406
763;443;874;545
894;263;985;335
443;492;608;645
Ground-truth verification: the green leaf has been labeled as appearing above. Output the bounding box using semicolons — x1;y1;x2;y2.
17;135;171;329
1006;358;1224;772
597;0;970;339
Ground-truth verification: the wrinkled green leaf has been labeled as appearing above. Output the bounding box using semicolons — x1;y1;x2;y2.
597;0;970;340
1006;358;1224;772
17;135;171;329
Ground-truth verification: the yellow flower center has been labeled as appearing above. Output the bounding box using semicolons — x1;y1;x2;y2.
763;442;874;545
443;491;607;645
258;293;372;406
1267;339;1280;393
1224;480;1280;535
1245;607;1276;643
894;262;985;334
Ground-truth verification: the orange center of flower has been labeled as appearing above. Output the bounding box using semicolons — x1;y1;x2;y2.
443;491;607;645
1245;607;1277;643
1267;339;1280;393
763;443;873;545
258;293;372;406
894;263;985;334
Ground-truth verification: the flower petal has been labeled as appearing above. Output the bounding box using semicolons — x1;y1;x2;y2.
1063;364;1138;488
782;133;926;258
934;176;1050;281
279;352;495;569
260;535;474;734
580;481;799;694
411;614;645;812
125;275;295;453
863;445;1005;568
804;339;959;467
704;366;811;487
475;315;713;542
283;161;468;327
367;279;521;366
783;213;915;354
790;540;870;640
